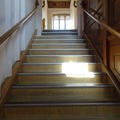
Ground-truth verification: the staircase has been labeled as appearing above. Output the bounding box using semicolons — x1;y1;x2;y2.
3;30;120;120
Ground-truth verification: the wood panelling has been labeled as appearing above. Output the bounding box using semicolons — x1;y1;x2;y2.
48;1;70;8
108;0;120;27
109;36;120;81
115;56;120;74
108;0;120;82
84;0;120;90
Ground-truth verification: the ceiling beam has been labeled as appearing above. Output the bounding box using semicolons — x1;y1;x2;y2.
48;1;70;8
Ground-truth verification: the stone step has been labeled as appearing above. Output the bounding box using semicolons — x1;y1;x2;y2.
16;72;109;85
24;55;97;63
21;63;101;73
28;49;93;55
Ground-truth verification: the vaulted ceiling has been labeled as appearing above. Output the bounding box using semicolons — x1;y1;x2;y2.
47;0;71;8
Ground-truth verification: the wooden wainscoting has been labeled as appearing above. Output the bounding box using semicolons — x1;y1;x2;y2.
109;36;120;82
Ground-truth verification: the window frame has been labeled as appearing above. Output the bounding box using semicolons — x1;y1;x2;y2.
53;14;70;30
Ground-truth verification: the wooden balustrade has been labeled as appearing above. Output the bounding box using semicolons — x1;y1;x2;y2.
83;9;120;93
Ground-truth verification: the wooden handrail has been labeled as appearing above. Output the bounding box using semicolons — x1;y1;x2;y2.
0;7;37;45
83;9;120;93
83;9;120;39
84;34;120;94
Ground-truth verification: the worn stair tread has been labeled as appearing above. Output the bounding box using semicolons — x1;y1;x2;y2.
24;55;98;63
6;96;120;105
21;62;101;73
15;81;110;86
33;36;81;40
6;85;120;103
28;49;94;55
33;35;80;37
16;71;109;85
25;55;96;57
42;32;78;33
41;32;78;33
22;62;100;65
29;49;92;51
32;43;87;45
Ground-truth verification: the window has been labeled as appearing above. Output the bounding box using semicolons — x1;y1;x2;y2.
53;16;59;30
60;16;65;30
66;16;71;29
53;14;71;30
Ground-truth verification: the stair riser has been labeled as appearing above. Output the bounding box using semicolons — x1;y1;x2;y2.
4;106;120;120
24;56;97;63
28;50;93;55
32;40;85;43
7;88;117;103
10;88;114;97
31;45;88;49
21;64;101;73
16;74;108;85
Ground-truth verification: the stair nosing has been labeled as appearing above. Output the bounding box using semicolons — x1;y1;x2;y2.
32;43;87;46
17;72;106;76
33;35;80;37
11;84;113;89
42;32;78;33
22;62;100;65
29;49;93;51
25;55;96;57
4;102;120;107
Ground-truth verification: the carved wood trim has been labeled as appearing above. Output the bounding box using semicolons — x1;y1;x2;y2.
48;1;70;8
42;1;45;8
74;1;77;8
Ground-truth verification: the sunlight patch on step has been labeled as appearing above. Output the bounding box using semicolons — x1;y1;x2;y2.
62;62;95;78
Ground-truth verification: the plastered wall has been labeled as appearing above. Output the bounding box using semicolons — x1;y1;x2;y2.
0;0;36;90
42;0;48;29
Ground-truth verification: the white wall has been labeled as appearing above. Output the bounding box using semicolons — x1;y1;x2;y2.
35;0;42;34
47;8;70;29
0;0;36;90
77;0;84;36
70;0;77;29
